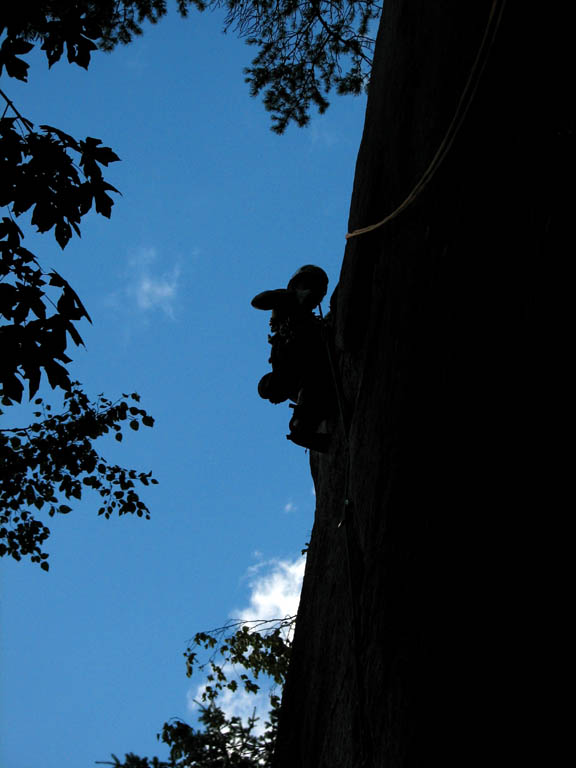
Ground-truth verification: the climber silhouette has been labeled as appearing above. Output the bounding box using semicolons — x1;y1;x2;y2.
251;265;334;452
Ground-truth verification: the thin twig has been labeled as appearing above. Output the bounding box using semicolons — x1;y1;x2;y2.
0;88;34;130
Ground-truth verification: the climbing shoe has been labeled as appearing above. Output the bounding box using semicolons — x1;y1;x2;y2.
251;289;293;311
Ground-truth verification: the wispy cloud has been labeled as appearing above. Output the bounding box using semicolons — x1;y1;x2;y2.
132;270;180;314
307;121;340;148
126;247;181;318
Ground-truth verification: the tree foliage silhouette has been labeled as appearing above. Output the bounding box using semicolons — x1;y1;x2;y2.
0;5;157;569
99;617;294;768
208;0;381;133
1;0;381;132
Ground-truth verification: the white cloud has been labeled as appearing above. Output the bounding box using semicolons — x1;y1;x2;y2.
234;555;306;624
283;501;297;513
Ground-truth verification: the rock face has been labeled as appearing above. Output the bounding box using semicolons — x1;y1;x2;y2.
273;2;567;766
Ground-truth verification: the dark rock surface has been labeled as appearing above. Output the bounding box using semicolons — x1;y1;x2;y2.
273;2;568;766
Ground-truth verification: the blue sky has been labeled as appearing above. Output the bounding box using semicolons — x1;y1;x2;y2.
0;9;367;767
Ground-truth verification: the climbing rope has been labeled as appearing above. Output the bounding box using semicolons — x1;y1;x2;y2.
345;0;507;240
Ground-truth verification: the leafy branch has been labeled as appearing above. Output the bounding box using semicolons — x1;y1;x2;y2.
186;616;295;700
1;5;158;572
222;0;382;132
0;102;121;248
0;385;157;569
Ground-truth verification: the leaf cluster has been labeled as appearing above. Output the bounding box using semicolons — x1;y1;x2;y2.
0;117;120;237
0;2;194;73
161;705;272;767
186;618;293;699
103;705;272;768
0;117;120;244
0;219;87;402
0;385;157;568
0;125;120;402
1;79;119;401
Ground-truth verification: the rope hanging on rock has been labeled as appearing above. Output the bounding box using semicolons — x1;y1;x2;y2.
345;0;507;240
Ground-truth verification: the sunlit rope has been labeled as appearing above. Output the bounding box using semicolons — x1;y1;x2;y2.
345;0;507;240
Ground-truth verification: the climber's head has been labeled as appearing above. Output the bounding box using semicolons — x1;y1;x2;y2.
287;265;329;309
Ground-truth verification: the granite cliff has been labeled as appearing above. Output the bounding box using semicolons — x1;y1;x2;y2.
273;2;567;766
